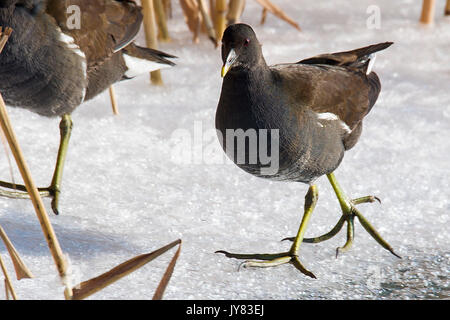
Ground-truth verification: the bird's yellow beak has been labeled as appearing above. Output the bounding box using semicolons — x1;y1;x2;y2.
221;48;237;78
221;65;229;78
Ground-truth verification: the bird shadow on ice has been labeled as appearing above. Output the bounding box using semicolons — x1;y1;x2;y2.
0;208;143;260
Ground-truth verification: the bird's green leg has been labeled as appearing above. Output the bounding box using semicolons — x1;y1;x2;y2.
282;173;400;259
0;115;73;215
48;114;73;215
327;172;400;258
216;185;319;278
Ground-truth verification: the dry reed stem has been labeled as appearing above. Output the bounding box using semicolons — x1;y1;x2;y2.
214;0;227;43
0;27;12;52
154;0;171;41
0;253;17;300
179;0;201;43
227;0;245;25
420;0;436;24
445;0;450;15
0;226;34;280
4;279;9;299
254;0;301;31
71;239;182;300
209;0;216;25
141;0;164;85
197;0;217;45
0;27;73;299
260;7;267;24
152;240;182;300
163;0;172;18
109;86;119;115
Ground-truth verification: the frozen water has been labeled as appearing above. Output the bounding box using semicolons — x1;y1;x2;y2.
0;0;449;300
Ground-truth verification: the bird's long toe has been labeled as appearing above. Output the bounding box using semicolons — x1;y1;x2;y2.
216;250;316;278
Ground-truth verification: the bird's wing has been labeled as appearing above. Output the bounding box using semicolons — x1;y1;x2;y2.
46;0;142;68
272;43;392;130
272;63;370;131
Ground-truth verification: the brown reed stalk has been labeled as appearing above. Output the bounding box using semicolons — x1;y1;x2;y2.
179;0;201;43
0;226;34;280
141;0;164;85
71;239;182;300
197;0;217;45
163;0;172;18
214;0;227;43
109;86;119;115
209;0;216;25
254;0;301;31
227;0;245;25
0;253;17;300
260;7;267;24
154;0;171;41
420;0;436;24
445;0;450;15
152;240;181;300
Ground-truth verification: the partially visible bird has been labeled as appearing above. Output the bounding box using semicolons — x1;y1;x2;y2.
0;0;176;214
215;23;399;278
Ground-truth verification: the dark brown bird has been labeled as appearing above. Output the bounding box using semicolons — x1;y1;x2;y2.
215;23;399;278
0;0;176;214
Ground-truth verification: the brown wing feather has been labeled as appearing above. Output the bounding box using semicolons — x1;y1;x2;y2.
273;42;392;132
46;0;142;68
273;63;370;131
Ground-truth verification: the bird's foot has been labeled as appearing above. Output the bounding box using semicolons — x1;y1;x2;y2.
216;185;319;278
216;249;316;278
282;194;400;259
0;181;60;215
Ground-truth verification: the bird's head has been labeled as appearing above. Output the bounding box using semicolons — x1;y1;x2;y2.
220;23;263;77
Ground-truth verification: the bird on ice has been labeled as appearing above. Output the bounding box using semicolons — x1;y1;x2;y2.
215;23;399;278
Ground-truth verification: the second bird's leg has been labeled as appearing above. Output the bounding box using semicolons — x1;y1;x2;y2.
216;185;319;278
284;173;400;259
0;114;73;215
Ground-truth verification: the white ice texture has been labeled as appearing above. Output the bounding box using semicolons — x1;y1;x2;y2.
0;0;448;299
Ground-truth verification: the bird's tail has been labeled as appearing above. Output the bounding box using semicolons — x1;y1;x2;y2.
121;43;176;78
299;42;393;74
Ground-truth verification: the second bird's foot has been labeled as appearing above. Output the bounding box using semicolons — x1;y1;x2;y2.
0;181;61;215
215;250;316;278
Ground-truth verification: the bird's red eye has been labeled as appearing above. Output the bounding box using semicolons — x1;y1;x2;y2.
244;38;250;46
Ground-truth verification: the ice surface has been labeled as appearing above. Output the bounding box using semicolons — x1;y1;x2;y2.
0;0;449;300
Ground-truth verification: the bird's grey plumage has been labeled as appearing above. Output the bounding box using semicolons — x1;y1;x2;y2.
0;0;176;117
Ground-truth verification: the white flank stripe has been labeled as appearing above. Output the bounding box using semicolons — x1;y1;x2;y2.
366;53;377;75
316;112;352;134
339;121;352;134
123;54;171;78
316;112;339;121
